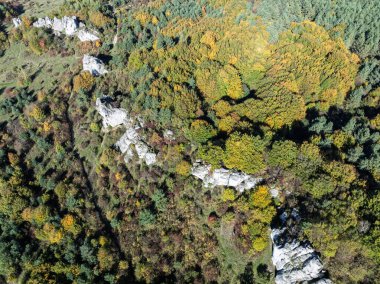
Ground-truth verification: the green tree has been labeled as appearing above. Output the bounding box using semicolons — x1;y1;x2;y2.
268;140;298;169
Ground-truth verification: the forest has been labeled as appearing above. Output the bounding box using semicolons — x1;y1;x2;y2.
0;0;379;283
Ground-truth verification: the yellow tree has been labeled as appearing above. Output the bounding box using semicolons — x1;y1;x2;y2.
223;133;266;174
245;21;360;129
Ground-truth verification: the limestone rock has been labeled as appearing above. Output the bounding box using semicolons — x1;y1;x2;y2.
163;129;175;141
191;160;262;192
96;98;157;166
32;16;99;42
12;18;22;28
33;16;79;36
83;55;108;76
314;279;333;284
77;29;100;42
33;16;53;29
53;16;79;35
144;153;157;166
191;162;211;180
271;216;332;284
270;187;279;198
95;98;129;128
113;34;118;45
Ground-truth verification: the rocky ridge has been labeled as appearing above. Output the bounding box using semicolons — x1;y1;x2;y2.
13;16;100;42
191;160;262;192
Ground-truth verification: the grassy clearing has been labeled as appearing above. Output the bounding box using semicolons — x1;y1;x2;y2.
18;0;65;18
217;220;252;282
0;42;79;91
216;219;275;283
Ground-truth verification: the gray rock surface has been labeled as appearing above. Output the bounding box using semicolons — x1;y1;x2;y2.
33;16;79;36
270;187;279;198
163;129;175;141
12;18;22;28
83;55;108;76
191;160;262;192
271;215;332;284
32;16;99;42
77;29;100;42
96;98;156;166
96;98;129;128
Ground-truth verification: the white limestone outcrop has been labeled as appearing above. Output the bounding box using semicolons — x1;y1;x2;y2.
271;216;331;284
315;279;333;284
270;187;279;198
163;130;175;141
33;16;79;36
83;55;108;76
96;98;156;166
31;16;99;42
191;160;262;192
96;98;129;128
12;18;22;28
115;128;157;166
77;29;100;42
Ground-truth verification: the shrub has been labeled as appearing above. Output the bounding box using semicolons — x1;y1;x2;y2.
89;11;111;27
221;188;235;202
73;71;95;93
175;160;191;176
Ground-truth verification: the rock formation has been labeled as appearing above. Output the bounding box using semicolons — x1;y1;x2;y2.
163;129;175;141
83;55;108;76
96;98;157;166
77;29;100;42
31;16;99;42
12;18;22;28
271;213;332;284
191;160;262;192
33;16;79;36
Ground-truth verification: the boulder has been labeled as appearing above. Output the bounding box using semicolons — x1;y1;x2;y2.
144;153;157;166
83;55;108;76
191;162;211;180
12;18;22;28
163;129;175;140
95;98;129;128
315;279;333;284
115;132;134;154
52;16;79;35
77;29;100;42
135;142;157;165
33;16;53;28
270;187;279;198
